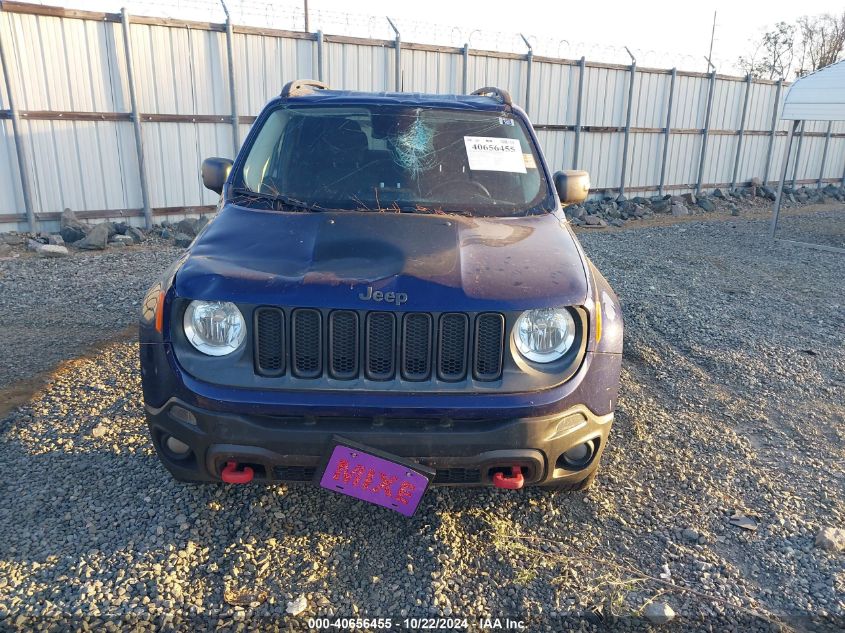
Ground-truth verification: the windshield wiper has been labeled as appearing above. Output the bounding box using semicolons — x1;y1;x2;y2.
229;187;324;212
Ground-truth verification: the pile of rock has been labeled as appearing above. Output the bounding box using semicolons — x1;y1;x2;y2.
0;209;212;258
60;208;147;251
155;216;209;248
564;179;845;228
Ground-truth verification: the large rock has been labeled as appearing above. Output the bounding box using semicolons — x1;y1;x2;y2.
126;226;146;244
175;217;204;237
74;222;111;250
815;527;845;552
0;233;26;246
671;203;689;217
712;188;726;199
697;198;715;212
651;199;671;213
110;235;135;247
37;244;69;258
759;186;777;201
644;602;675;625
173;232;194;248
59;208;89;244
682;192;697;205
47;234;65;246
583;214;607;227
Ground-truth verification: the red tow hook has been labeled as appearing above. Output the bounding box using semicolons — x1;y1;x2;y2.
221;460;254;484
492;466;525;490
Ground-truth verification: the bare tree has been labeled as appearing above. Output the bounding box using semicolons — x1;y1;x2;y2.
738;22;796;79
738;12;845;79
795;12;845;76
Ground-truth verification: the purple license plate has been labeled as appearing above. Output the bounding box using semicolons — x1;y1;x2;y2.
318;440;433;516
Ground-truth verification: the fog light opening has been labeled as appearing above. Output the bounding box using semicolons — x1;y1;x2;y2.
162;434;192;460
559;440;596;470
169;405;197;426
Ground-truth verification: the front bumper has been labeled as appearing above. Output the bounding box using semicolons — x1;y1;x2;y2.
146;398;613;487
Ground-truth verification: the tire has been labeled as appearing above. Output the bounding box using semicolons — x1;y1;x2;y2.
544;468;598;491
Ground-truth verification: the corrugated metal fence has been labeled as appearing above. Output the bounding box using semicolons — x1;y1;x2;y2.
2;1;845;232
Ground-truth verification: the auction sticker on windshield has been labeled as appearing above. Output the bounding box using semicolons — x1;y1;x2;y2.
464;136;526;173
317;437;434;516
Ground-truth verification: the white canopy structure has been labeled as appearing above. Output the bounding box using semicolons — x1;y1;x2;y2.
771;60;845;253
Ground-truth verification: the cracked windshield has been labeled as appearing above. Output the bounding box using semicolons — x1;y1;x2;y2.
239;105;552;216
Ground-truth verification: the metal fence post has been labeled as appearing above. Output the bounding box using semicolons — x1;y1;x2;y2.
818;120;832;188
387;17;400;91
120;8;153;229
462;43;469;93
222;8;240;154
316;30;324;82
791;120;805;189
730;73;752;190
520;34;533;116
771;120;798;238
658;68;676;197
696;69;716;196
618;50;636;197
0;9;37;232
571;56;585;170
763;79;783;184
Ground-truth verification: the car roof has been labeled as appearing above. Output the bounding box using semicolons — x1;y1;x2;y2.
268;90;510;113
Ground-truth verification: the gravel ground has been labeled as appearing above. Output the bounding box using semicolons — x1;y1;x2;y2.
0;212;843;631
0;245;179;391
773;209;845;249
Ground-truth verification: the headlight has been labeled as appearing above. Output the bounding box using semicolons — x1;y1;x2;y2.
514;308;576;363
183;300;246;356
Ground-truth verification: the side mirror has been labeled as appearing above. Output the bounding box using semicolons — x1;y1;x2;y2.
201;157;233;194
553;170;590;205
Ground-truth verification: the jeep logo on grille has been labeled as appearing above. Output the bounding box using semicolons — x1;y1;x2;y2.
358;286;408;306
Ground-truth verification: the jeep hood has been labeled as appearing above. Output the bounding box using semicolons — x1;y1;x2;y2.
174;204;589;311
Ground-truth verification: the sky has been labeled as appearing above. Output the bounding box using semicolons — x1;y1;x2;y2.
51;0;845;74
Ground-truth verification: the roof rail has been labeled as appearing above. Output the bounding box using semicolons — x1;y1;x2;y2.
470;86;513;108
280;79;330;98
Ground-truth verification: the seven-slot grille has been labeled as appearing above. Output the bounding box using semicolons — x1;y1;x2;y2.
253;308;505;382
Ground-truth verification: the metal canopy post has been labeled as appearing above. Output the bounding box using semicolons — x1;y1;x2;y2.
770;119;798;239
387;17;400;92
120;8;153;230
221;1;239;154
658;68;676;197
730;73;752;190
790;120;805;189
316;30;324;82
763;79;783;184
841;152;845;187
461;43;469;94
696;67;716;196
0;8;37;232
818;120;832;188
618;48;636;197
572;56;585;169
519;34;533;116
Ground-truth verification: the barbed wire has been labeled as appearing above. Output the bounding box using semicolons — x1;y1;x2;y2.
28;0;743;73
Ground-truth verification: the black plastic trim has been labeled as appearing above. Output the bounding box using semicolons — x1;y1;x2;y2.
401;312;433;381
473;312;505;381
438;313;469;381
253;307;285;377
328;310;359;380
365;311;397;381
291;308;322;378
